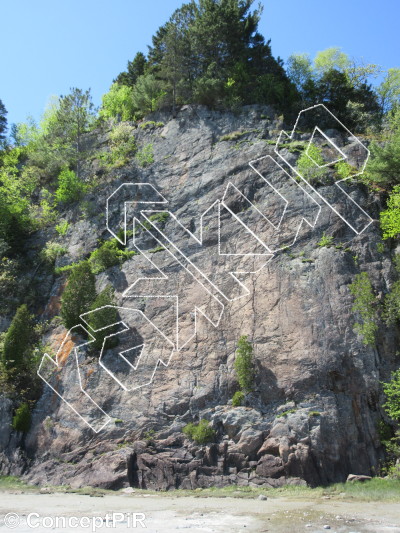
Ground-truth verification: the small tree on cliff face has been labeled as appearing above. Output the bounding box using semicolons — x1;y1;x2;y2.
2;305;34;372
234;335;255;394
60;261;96;330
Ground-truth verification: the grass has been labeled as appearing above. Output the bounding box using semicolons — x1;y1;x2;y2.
1;476;399;501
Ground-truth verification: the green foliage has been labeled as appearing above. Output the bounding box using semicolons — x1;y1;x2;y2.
287;47;381;129
40;241;67;264
183;419;215;444
143;428;156;442
382;369;400;422
380;185;400;239
313;47;350;76
366;110;400;188
54;168;87;205
55;220;69;236
383;273;400;325
2;305;34;372
276;408;296;418
317;232;334;247
135;143;154;167
139;121;164;129
100;123;136;168
148;246;164;254
86;286;119;353
234;335;255;393
60;261;96;329
100;83;135;122
12;403;31;433
131;74;166;117
140;212;170;230
378;68;400;114
296;143;328;183
0;98;7;142
120;0;295;114
88;239;136;274
335;160;354;180
0;147;35;249
232;390;244;407
308;411;321;417
115;51;147;87
349;272;378;345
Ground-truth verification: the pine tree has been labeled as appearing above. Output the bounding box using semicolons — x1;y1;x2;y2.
0;98;7;142
2;305;34;372
115;52;147;87
234;335;255;393
60;261;96;329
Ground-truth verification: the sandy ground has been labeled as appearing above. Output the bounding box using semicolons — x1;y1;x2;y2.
0;492;399;533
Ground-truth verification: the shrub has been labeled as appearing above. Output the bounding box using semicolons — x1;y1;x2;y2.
382;369;400;422
349;272;378;345
135;143;154;167
12;403;31;433
100;83;135;122
365;109;400;187
131;74;165;117
380;185;400;239
86;286;119;352
102;123;137;168
2;305;34;372
234;335;255;393
60;261;96;329
317;232;334;247
54;168;87;205
335;160;354;180
140;212;169;231
183;419;215;444
383;280;400;325
55;220;69;236
40;241;67;264
232;390;244;407
88;239;136;274
296;143;328;183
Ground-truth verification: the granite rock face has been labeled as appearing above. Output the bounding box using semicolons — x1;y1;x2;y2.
1;105;398;489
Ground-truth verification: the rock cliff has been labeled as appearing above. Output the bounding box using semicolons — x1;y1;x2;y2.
0;104;397;489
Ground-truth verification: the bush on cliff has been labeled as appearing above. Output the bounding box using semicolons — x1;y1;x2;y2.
183;419;215;444
234;335;255;393
60;261;96;329
12;402;31;433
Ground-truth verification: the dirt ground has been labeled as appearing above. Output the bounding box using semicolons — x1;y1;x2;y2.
0;491;399;532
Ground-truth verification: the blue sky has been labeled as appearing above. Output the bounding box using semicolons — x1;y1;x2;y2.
1;0;399;126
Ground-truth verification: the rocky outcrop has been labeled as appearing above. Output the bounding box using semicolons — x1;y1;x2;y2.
1;105;398;489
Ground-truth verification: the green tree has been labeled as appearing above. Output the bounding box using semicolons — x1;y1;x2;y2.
115;52;147;87
313;47;351;76
0;98;7;143
131;74;166;116
2;305;34;372
367;110;400;188
382;369;400;422
234;335;255;393
54;167;87;205
0;147;34;249
380;186;400;239
296;143;328;184
378;68;400;115
12;403;31;433
349;272;378;345
100;83;135;122
286;53;313;97
55;88;95;177
60;261;96;329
